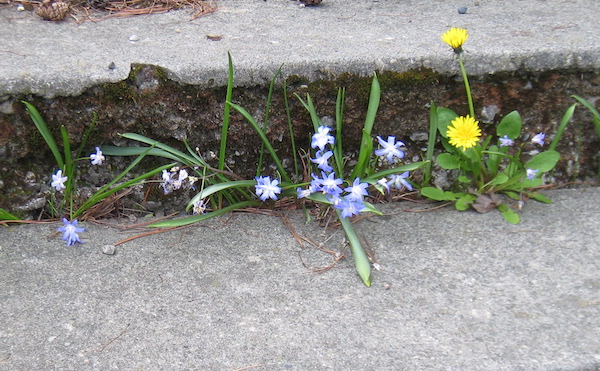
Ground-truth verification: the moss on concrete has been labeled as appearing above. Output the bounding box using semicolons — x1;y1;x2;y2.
1;65;599;216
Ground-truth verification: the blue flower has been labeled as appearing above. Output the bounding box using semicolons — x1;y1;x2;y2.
374;136;405;163
319;171;343;196
160;169;173;194
526;168;539;180
90;147;105;165
311;126;335;151
173;169;188;190
296;187;311;199
51;170;68;192
57;218;85;246
335;198;366;218
499;135;514;147
531;132;545;146
310;150;333;172
377;177;391;193
344;178;369;202
255;176;282;201
192;199;207;215
388;171;413;191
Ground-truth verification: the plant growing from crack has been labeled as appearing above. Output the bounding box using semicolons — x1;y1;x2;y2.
420;28;582;224
102;53;427;286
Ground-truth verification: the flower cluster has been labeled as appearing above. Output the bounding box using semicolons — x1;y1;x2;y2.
293;126;413;218
492;130;547;180
160;166;199;195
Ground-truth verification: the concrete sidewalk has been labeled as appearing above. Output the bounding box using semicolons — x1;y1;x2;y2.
1;188;599;370
1;0;600;369
1;0;600;98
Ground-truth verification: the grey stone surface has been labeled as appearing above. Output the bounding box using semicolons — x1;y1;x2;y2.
1;188;599;369
1;0;600;97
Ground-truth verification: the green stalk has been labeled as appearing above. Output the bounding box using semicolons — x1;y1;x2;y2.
423;102;439;185
350;73;380;179
548;103;577;152
60;125;74;219
334;88;346;176
457;56;475;118
219;52;235;172
283;79;299;180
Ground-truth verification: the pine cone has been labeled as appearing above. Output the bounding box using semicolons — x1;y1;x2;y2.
300;0;322;5
35;0;70;21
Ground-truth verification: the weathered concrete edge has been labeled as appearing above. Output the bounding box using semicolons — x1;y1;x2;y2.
2;47;600;99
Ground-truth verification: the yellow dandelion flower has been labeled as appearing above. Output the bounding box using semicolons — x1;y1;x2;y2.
442;28;468;52
446;115;481;151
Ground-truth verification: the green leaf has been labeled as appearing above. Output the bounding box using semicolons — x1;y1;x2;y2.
23;102;64;169
117;133;200;165
219;52;235;171
496;110;522;139
489;172;509;185
364;161;428;183
455;194;476;211
151;201;258;228
572;95;600;138
437;107;459;138
549;103;577;152
187;180;257;210
503;191;520;200
519;178;544;188
497;204;520;224
529;192;553;204
436;153;460;169
337;210;371;287
351;72;380;179
423;101;439;185
420;187;462;201
457;175;471;183
526;150;560;172
485;145;502;174
0;208;20;221
228;102;291;183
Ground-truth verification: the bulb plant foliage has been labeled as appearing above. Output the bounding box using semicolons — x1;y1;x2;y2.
101;54;426;286
420;28;587;224
20;102;174;245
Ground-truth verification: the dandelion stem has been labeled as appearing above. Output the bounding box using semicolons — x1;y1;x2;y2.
458;56;475;119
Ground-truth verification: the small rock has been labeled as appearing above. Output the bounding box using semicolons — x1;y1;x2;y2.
480;105;499;124
458;6;467;14
129;35;140;43
101;245;117;255
410;131;429;142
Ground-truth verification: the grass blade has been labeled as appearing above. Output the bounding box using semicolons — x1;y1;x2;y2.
150;200;259;228
219;52;235;171
423;101;438;185
228;102;292;183
23;101;64;169
549;103;577;151
351;73;380;179
283;79;299;180
572;95;600;138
